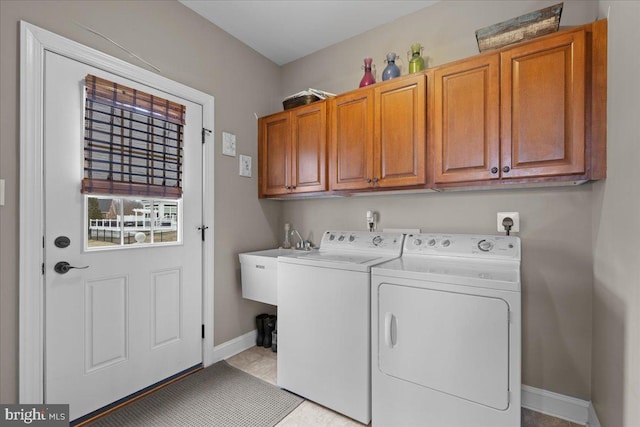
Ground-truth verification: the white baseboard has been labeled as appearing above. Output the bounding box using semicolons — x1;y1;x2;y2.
587;402;602;427
210;329;257;364
522;384;593;425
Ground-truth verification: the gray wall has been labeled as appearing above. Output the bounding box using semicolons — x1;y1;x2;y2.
279;0;599;400
0;0;282;403
2;2;638;425
591;3;640;427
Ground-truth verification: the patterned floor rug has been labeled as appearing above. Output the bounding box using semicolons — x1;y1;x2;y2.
88;361;303;427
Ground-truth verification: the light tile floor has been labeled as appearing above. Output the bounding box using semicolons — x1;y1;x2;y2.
227;345;363;426
226;345;584;427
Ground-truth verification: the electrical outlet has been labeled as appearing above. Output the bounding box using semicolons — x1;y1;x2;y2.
497;212;520;233
239;155;252;177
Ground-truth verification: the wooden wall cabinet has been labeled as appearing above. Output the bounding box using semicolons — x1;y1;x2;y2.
501;30;586;179
258;101;326;197
432;54;500;184
328;89;374;191
329;73;426;191
432;25;602;187
258;20;606;197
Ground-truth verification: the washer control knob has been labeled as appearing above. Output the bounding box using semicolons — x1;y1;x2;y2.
478;239;494;252
413;238;422;246
441;239;451;248
349;235;355;242
338;235;345;241
427;239;437;247
329;234;335;241
372;235;383;246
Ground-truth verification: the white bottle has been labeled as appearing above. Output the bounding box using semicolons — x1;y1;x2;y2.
282;223;292;249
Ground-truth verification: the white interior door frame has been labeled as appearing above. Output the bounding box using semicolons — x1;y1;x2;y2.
19;21;216;404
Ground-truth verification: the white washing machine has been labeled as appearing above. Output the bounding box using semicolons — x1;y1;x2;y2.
371;233;521;427
277;230;405;424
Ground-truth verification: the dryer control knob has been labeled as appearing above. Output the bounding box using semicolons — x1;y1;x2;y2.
413;238;423;246
427;239;437;247
349;235;355;242
441;239;451;247
478;239;494;252
372;235;383;246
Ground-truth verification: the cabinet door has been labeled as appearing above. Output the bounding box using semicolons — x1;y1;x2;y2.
291;102;327;193
501;30;586;178
433;55;500;184
329;89;374;190
374;74;427;187
259;111;291;197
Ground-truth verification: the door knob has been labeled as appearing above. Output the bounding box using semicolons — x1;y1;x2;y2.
491;167;498;174
54;261;89;274
503;166;511;173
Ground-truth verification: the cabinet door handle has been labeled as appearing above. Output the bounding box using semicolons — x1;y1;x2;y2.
373;177;379;183
291;185;296;190
491;167;498;174
366;178;372;184
503;166;511;173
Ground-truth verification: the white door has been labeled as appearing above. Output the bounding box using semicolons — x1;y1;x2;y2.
44;51;203;420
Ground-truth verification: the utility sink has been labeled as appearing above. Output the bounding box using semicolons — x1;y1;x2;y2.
239;248;297;305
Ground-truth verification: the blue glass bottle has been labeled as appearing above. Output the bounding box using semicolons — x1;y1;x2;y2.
382;52;400;81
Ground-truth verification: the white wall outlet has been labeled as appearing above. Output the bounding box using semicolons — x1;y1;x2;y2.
0;179;5;206
222;131;236;157
497;212;520;233
239;154;252;177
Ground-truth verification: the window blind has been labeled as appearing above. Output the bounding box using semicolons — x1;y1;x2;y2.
82;75;186;198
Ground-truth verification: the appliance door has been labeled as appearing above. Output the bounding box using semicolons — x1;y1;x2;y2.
377;282;510;410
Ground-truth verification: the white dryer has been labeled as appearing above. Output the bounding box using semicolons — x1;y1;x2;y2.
277;230;405;424
371;233;521;427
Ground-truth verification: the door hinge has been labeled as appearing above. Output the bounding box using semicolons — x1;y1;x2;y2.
42;263;45;275
43;236;45;248
202;324;205;339
202;128;212;144
198;225;209;241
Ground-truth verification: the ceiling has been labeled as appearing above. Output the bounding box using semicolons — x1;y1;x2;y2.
179;1;440;66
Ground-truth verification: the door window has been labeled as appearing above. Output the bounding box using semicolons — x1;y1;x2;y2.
86;196;181;250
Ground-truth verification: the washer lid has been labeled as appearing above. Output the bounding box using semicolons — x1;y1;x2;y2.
279;250;400;272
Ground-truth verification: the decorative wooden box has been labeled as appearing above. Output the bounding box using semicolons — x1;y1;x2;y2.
475;3;563;52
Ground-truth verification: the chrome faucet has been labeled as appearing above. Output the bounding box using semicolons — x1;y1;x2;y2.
290;229;310;250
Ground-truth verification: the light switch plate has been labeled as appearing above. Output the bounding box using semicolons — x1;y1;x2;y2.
0;179;4;206
222;132;236;157
239;155;252;177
